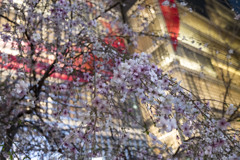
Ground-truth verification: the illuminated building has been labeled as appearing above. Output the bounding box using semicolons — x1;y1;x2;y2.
0;0;152;159
126;0;240;152
1;0;240;158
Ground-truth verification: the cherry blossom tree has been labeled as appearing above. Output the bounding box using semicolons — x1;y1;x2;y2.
0;0;239;159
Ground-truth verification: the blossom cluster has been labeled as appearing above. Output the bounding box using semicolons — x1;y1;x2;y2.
0;0;239;159
107;53;240;159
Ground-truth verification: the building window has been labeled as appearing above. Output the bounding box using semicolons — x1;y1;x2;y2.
176;44;216;76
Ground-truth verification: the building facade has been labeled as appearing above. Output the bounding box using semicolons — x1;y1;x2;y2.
0;0;153;159
0;0;240;159
126;0;240;153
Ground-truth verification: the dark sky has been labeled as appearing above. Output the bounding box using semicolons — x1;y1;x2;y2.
229;0;240;13
179;0;240;15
